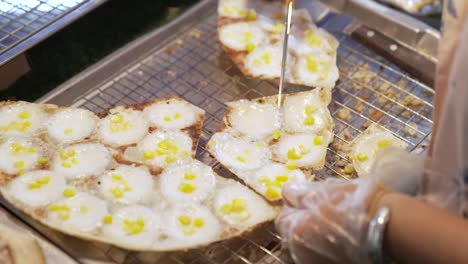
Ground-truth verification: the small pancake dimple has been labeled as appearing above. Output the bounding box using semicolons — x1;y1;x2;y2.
46;108;98;144
348;124;408;177
159;160;216;204
47;192;108;233
52;143;111;179
227;100;280;140
102;205;160;249
7;170;66;207
99;165;154;204
143;99;201;130
0;102;47;137
137;130;193;168
98;107;149;147
0;138;41;175
162;204;221;247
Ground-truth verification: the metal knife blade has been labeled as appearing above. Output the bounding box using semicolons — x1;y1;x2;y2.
278;0;294;107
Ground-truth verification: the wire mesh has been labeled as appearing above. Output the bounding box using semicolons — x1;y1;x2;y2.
68;3;434;264
0;0;89;55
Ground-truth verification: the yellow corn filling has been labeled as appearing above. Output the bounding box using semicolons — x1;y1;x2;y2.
9;143;36;156
266;187;280;199
179;182;196;194
245;42;255;52
305;30;322;46
256;141;266;147
18;111;30;119
63;188;75;197
174;113;181;120
287;148;301;160
13;160;24;170
314;135;324;146
253;52;271;67
143;150;155;160
1;120;31;133
272;130;281;140
344;164;354;174
305;104;316;116
356;152;368;162
102;214;113;224
304;116;315;126
49;204;70;220
79;205;89;215
236;156;246;163
59;149;77;168
208;140;217;147
246;9;256;20
110;113;130;133
38;157;48;164
184;172;196;180
109;174;131;199
377;139;391;149
37;176;50;184
220;198;251;221
272;22;285;34
286;160;298;170
63;128;73;135
123;218;145;235
259;175;289;199
306;55;319;73
177;215;205;235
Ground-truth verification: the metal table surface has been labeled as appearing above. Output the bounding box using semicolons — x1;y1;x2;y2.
3;0;434;263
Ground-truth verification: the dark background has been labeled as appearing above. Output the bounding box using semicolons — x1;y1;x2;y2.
0;0;197;101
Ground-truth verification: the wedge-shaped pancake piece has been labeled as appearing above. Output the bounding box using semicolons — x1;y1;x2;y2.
208;90;333;201
217;0;339;89
1;158;278;251
347;124;408;177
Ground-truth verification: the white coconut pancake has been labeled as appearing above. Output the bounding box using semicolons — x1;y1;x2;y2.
98;108;149;147
143;98;203;130
249;162;306;201
218;0;248;18
219;22;267;52
214;183;276;229
282;89;333;134
160;160;216;204
52;143;111;179
46;108;98;144
244;44;287;79
99;165;154;204
47;192;108;233
0;138;41;175
137;130;193;168
7;170;66;207
208;132;271;171
217;0;339;89
273;133;329;169
226;99;280;140
348;124;408;177
0;102;47;137
162;204;221;247
102;205;160;249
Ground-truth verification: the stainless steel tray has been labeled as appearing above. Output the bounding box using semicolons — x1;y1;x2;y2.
30;0;435;263
0;0;106;66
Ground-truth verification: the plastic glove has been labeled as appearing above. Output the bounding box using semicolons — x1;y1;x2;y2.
275;148;425;264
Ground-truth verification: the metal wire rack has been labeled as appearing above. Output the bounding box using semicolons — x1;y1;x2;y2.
33;1;434;263
0;0;97;64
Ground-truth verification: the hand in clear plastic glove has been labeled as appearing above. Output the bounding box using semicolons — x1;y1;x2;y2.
275;148;425;264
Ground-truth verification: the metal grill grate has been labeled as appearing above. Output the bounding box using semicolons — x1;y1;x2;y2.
0;0;90;57
50;2;433;263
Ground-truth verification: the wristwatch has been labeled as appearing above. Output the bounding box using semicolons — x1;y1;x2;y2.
367;207;391;264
